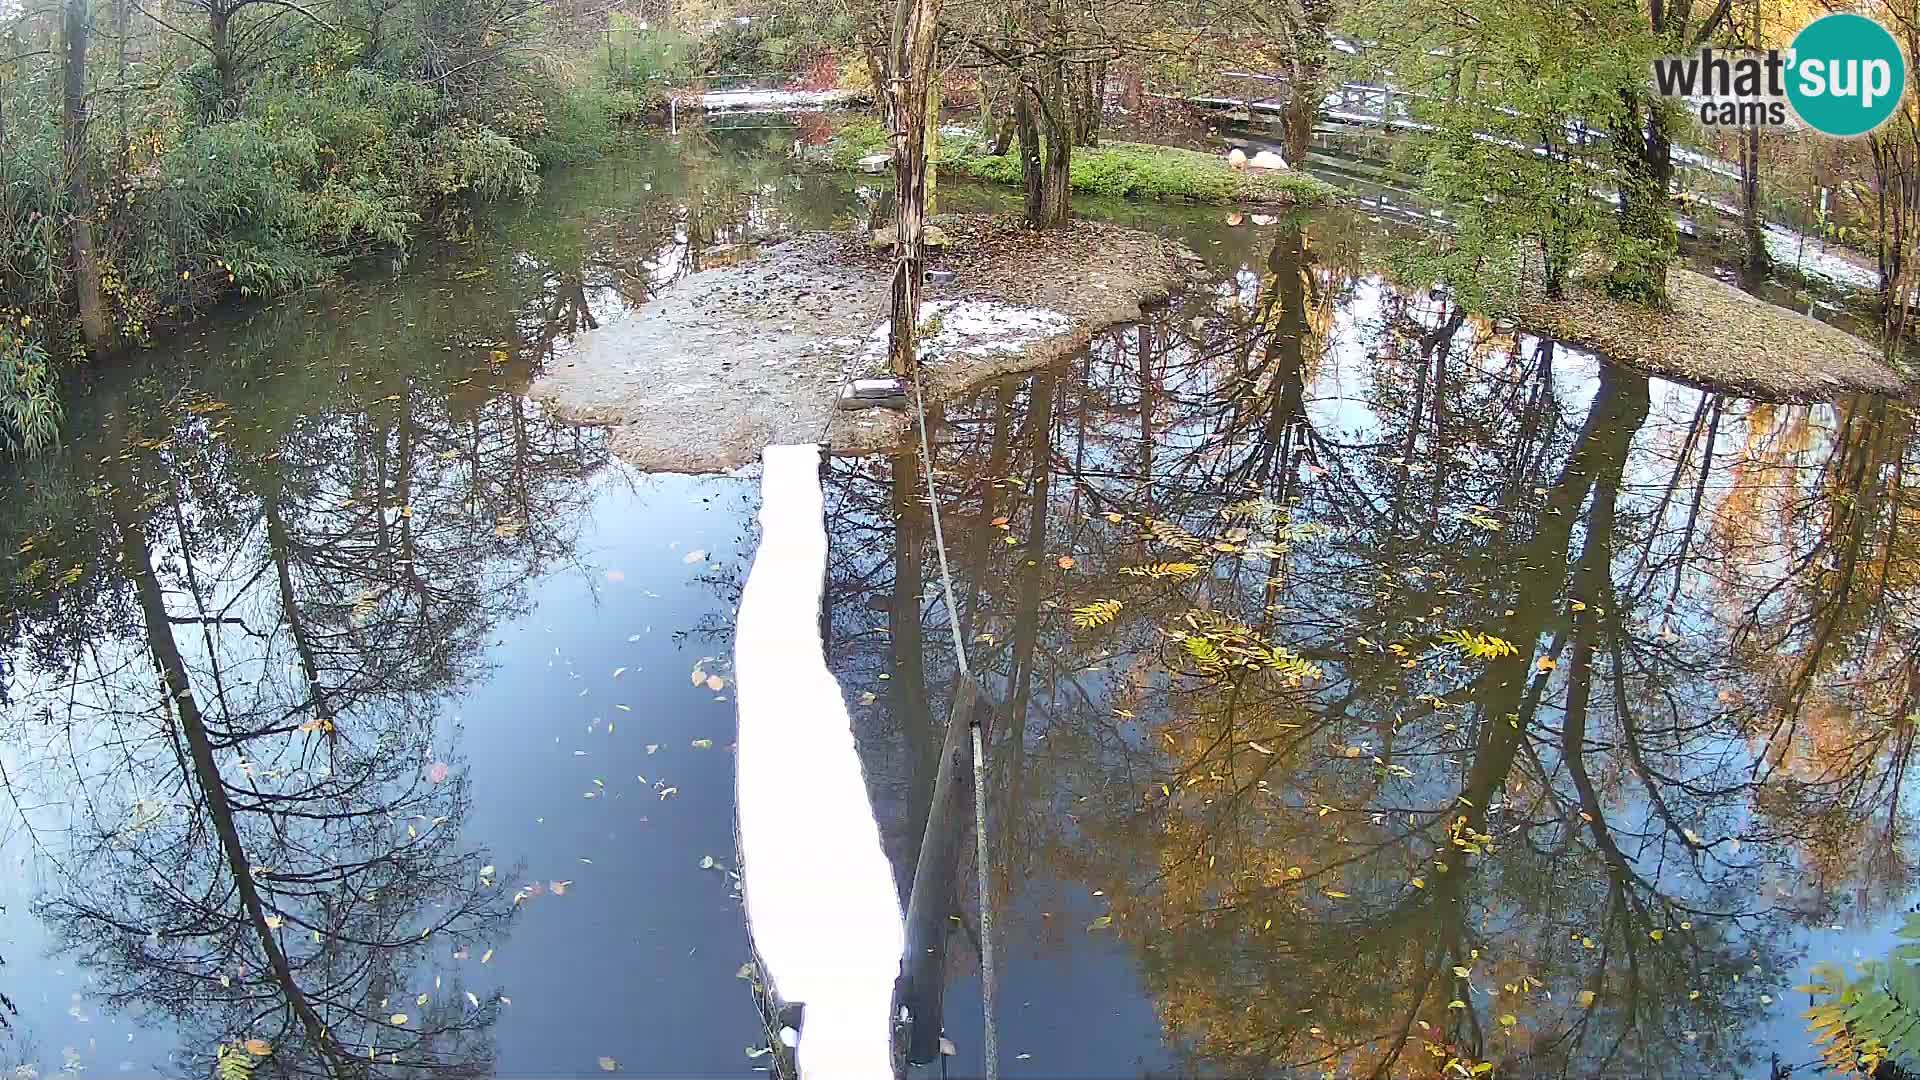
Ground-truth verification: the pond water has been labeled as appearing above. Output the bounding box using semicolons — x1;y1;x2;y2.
1;125;1915;1080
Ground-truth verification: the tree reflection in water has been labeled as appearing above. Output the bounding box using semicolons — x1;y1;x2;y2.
829;215;1920;1077
1;141;1913;1077
0;242;615;1076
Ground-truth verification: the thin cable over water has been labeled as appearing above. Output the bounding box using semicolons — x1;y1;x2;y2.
908;366;998;1080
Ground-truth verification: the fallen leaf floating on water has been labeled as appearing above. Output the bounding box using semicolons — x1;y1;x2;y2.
416;994;429;1006
683;550;706;565
480;949;493;964
1087;915;1112;931
860;691;877;705
263;915;284;930
691;739;714;750
389;1014;409;1027
1577;990;1597;1008
1499;1014;1516;1028
598;1058;619;1072
243;1040;272;1057
479;864;495;879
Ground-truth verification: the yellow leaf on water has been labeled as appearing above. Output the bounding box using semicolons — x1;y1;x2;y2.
692;739;714;750
243;1040;272;1057
1498;1014;1516;1027
599;1058;619;1072
1650;929;1665;941
416;994;429;1006
1453;966;1472;978
1324;890;1348;899
1087;916;1112;931
390;1014;409;1026
481;949;494;964
1577;990;1597;1007
1411;877;1425;889
1448;1000;1466;1010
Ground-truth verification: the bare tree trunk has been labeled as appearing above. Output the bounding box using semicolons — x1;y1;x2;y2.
1013;78;1043;223
1071;59;1100;146
1608;92;1675;303
1037;62;1071;227
62;0;110;355
885;0;941;375
209;9;236;115
988;70;1015;155
925;43;940;218
1740;0;1769;281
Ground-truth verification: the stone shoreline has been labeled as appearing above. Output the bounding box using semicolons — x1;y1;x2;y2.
528;214;1201;472
1510;267;1910;402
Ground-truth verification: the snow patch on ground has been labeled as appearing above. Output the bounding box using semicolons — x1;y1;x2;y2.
700;88;864;112
735;444;904;1080
1762;225;1881;292
861;299;1074;363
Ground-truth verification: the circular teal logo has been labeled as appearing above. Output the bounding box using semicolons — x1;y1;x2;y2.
1787;14;1906;137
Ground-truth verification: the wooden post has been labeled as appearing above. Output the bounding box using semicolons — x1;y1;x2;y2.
896;673;993;1065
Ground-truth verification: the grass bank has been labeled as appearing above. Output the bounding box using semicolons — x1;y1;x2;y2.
820;118;1338;207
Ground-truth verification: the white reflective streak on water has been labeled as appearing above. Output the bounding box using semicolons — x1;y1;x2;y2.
735;443;904;1080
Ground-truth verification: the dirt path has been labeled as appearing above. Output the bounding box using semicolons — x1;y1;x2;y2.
529;215;1200;472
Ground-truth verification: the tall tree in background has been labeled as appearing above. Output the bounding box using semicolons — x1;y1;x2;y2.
1740;0;1770;280
62;0;110;353
1607;0;1737;301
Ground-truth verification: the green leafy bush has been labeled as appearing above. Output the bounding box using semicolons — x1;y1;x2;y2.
0;332;61;456
1805;915;1920;1077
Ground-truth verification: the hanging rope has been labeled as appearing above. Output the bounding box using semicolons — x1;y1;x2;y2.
907;365;999;1080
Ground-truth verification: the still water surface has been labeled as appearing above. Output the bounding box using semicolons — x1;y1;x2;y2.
0;128;1913;1079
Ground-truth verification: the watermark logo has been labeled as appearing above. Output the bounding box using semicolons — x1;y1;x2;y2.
1651;13;1906;137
